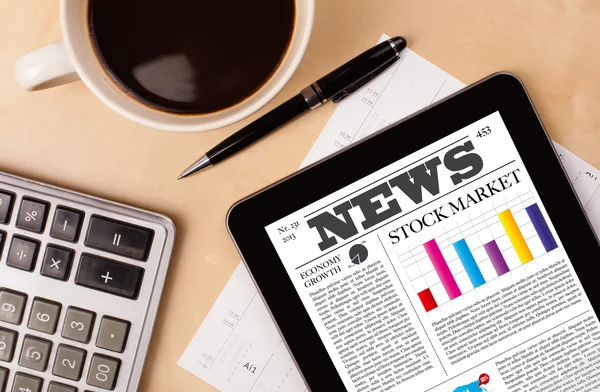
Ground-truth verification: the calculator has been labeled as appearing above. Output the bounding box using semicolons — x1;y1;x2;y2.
0;172;175;392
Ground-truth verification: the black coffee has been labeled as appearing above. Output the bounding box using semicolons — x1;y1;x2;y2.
89;0;295;114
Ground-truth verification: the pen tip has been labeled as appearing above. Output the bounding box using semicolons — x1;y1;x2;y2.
177;155;212;180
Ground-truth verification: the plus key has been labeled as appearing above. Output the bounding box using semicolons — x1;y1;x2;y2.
101;271;113;284
75;254;144;299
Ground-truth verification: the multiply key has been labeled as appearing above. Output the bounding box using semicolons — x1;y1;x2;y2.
75;254;144;299
41;245;74;281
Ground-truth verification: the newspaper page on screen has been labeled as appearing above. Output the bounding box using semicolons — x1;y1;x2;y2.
264;111;600;392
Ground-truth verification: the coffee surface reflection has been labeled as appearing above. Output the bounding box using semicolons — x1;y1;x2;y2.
89;0;296;114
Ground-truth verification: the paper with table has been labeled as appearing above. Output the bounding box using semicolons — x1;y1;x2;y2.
178;34;600;391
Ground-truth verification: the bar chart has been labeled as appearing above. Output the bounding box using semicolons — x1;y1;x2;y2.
395;191;559;313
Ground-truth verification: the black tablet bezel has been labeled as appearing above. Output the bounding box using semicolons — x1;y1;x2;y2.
227;73;600;391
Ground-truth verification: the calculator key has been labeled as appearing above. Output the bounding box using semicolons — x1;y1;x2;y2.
28;298;61;334
41;245;74;281
85;216;153;261
96;317;130;353
0;289;27;325
87;354;120;390
0;328;17;362
0;191;14;224
6;236;39;272
0;231;5;259
16;198;48;233
48;382;77;392
75;254;144;299
18;336;52;372
11;372;42;392
51;208;84;243
62;307;95;343
53;344;86;381
0;367;7;392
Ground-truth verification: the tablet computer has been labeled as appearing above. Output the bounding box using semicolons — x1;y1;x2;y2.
227;73;600;391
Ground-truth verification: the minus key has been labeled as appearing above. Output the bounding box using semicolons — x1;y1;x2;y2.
50;207;84;242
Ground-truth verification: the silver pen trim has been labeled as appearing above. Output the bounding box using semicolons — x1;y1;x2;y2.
177;154;212;179
301;83;327;110
301;86;323;109
387;38;400;58
311;82;327;103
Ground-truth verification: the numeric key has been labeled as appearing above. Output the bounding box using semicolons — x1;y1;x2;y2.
0;367;7;392
48;382;77;392
53;344;86;381
18;336;52;372
0;289;27;325
16;198;49;233
87;354;120;390
28;298;61;334
62;307;95;343
11;372;42;392
0;328;17;362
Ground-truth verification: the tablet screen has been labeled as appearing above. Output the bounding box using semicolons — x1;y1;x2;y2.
265;111;600;391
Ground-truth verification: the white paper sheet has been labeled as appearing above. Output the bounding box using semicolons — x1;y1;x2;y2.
301;50;463;166
553;142;600;233
178;262;308;392
178;34;600;391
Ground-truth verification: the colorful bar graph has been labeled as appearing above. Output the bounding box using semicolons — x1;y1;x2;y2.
423;239;462;300
453;239;485;288
418;288;438;312
483;240;510;276
498;209;533;264
526;204;558;252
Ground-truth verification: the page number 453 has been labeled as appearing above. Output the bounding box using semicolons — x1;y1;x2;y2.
476;126;492;138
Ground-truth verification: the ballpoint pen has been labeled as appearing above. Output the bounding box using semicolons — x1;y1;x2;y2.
178;36;407;179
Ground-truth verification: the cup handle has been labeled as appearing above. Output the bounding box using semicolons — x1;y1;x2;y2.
14;40;80;91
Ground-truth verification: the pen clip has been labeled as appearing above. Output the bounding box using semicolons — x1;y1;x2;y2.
331;65;391;104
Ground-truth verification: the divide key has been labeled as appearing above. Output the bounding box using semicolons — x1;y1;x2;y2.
85;216;154;261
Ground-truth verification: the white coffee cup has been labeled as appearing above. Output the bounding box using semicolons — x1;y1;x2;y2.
14;0;314;133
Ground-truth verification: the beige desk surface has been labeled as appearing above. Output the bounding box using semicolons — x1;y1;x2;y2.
2;1;600;390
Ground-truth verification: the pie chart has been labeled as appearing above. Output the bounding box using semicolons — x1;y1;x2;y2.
349;243;368;265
